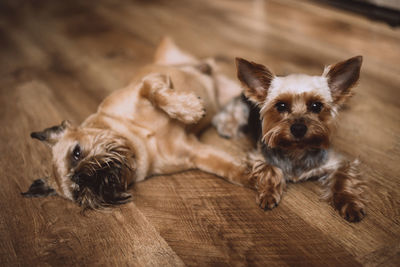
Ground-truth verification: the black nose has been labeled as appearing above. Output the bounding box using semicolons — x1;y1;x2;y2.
290;123;307;138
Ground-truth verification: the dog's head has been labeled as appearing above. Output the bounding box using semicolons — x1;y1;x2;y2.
236;56;362;150
28;121;135;209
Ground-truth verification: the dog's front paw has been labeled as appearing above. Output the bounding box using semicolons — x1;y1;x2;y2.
212;96;249;139
334;196;366;222
342;203;366;222
212;114;240;139
165;93;206;124
251;161;285;211
256;189;281;210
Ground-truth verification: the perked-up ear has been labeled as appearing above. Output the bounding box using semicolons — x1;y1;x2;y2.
236;58;274;106
324;56;363;104
154;36;197;65
30;120;71;146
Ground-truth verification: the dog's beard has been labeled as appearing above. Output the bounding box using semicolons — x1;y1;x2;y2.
70;145;135;210
262;120;331;150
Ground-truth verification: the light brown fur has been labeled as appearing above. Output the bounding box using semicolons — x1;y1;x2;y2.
28;38;247;209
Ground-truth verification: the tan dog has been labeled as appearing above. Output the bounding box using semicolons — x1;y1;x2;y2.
25;38;248;209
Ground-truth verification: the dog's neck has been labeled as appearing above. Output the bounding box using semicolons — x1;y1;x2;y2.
261;144;329;180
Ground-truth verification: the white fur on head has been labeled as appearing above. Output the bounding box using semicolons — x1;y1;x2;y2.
265;74;333;104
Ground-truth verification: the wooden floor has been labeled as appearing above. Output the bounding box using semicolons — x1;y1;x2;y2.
0;0;399;265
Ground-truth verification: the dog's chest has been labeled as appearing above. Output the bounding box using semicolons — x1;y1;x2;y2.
262;145;328;181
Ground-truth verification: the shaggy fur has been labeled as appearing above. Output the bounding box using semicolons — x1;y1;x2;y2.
26;38;251;210
213;56;368;222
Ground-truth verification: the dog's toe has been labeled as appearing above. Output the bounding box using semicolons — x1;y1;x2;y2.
339;202;366;223
256;192;280;211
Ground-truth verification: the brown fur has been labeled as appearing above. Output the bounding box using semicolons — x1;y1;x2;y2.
321;159;367;222
250;158;285;209
27;38;247;210
236;57;274;104
261;92;332;150
214;56;368;222
325;56;362;105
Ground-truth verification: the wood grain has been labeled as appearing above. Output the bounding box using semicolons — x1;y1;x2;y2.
0;0;399;265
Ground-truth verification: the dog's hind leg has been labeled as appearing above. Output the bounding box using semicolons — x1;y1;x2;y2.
140;73;206;124
188;138;285;210
185;138;251;187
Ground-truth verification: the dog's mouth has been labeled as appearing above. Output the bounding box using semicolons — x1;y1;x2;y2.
277;136;327;149
71;159;133;210
264;122;330;150
265;131;329;150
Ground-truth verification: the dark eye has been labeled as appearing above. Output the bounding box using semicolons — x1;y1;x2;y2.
309;102;323;113
275;102;289;113
72;144;81;162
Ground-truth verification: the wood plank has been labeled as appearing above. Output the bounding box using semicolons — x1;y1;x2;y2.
0;0;399;265
134;171;361;266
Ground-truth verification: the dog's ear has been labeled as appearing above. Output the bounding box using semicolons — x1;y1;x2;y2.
154;36;197;65
21;178;57;198
30;120;71;146
324;56;362;104
236;58;274;106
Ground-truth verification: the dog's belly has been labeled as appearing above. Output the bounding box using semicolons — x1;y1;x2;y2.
88;112;197;179
148;126;197;175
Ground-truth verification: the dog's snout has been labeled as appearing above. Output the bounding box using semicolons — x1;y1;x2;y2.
290;123;307;138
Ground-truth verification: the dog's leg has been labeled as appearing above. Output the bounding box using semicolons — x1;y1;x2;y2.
249;158;285;210
190;142;253;187
190;141;284;209
140;73;206;124
321;159;367;222
212;96;249;139
186;135;261;187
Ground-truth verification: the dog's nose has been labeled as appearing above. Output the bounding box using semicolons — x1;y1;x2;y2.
290;123;307;138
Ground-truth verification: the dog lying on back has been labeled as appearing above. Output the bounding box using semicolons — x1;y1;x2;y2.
25;38;250;209
213;56;367;222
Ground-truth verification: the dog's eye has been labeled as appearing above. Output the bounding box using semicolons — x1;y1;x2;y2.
309;102;323;113
72;144;82;162
275;102;289;113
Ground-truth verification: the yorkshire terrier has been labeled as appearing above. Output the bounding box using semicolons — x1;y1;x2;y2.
213;56;367;222
24;38;251;210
